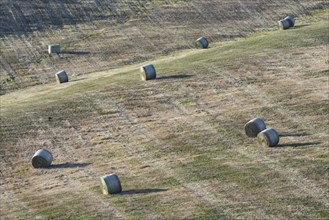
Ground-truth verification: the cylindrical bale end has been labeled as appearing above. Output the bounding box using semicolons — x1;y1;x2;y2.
140;64;156;81
257;128;280;147
32;149;53;168
100;173;122;195
55;70;69;83
284;16;295;27
195;37;209;49
245;118;266;138
48;44;60;54
278;19;291;30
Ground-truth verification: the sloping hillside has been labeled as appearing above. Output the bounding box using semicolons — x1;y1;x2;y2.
0;0;328;93
0;7;328;219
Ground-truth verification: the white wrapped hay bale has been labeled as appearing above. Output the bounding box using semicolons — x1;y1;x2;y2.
257;128;280;147
245;118;266;138
278;16;295;30
140;64;156;81
100;173;122;195
195;37;209;49
284;16;295;27
48;44;60;54
278;19;291;30
32;149;53;168
55;70;68;83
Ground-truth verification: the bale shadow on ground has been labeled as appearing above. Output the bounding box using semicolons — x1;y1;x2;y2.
69;78;87;83
59;51;90;55
120;188;168;195
278;132;309;137
50;162;91;169
291;24;311;29
275;141;322;148
156;74;192;80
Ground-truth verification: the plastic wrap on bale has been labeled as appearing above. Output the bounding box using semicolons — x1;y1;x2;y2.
195;37;209;49
55;70;69;83
32;149;53;168
140;64;156;81
257;128;280;147
100;173;122;195
245;118;266;138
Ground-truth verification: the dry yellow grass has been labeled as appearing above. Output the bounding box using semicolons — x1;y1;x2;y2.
0;4;328;220
1;0;328;93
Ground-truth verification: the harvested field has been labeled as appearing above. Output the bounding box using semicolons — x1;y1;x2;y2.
0;0;328;93
0;1;329;220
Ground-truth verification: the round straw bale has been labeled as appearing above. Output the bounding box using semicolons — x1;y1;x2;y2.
284;16;295;27
32;149;53;168
195;37;209;49
48;44;60;54
55;70;68;83
257;128;280;147
245;118;266;138
140;64;156;81
278;19;291;30
100;173;122;195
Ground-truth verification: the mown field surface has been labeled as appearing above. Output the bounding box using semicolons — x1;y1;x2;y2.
0;0;328;93
1;2;329;220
